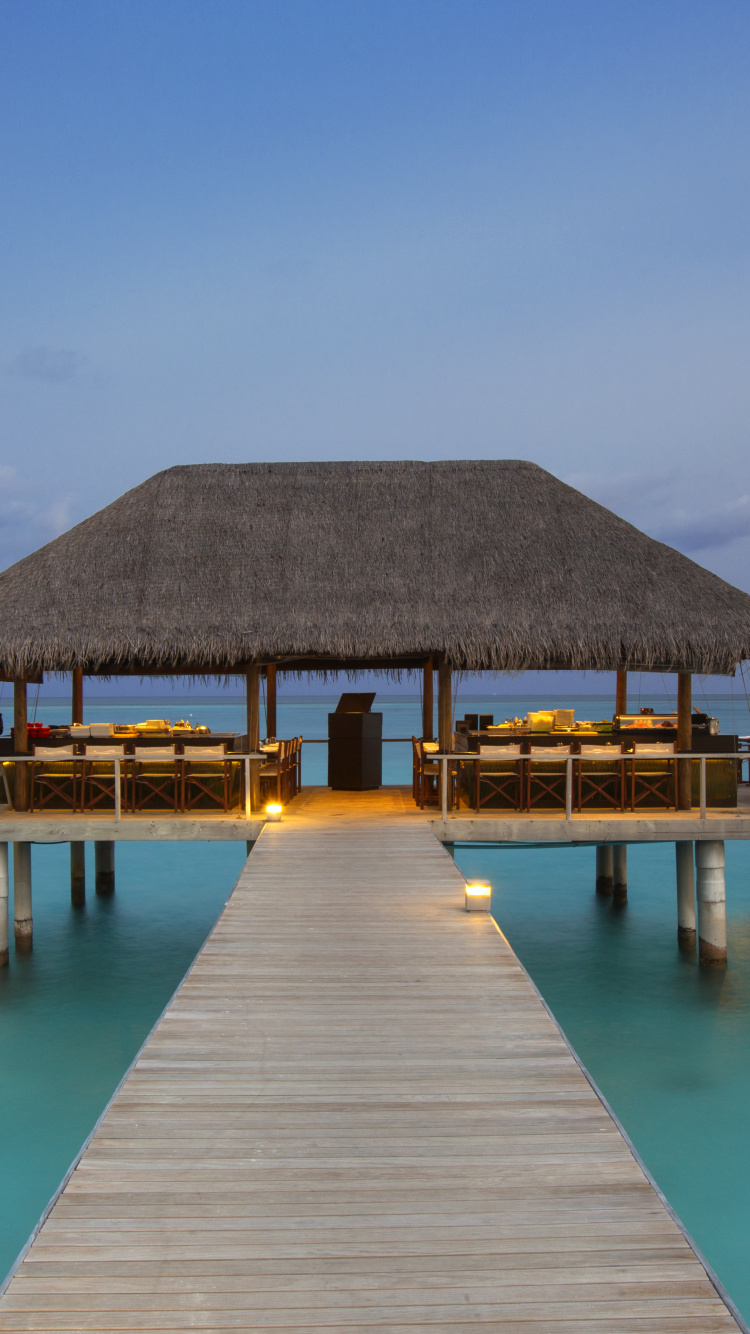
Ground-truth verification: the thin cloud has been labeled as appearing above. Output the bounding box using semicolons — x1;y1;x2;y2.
658;497;750;554
0;468;74;567
9;347;80;383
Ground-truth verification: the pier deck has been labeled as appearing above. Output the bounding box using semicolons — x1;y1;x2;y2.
0;781;749;844
0;792;743;1330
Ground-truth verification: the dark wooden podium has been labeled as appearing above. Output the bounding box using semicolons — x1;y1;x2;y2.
328;693;383;790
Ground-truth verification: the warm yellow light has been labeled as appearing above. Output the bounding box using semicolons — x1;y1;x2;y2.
265;803;283;822
465;882;491;912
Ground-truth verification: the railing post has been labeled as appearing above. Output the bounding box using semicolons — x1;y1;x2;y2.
565;756;573;821
244;758;251;820
700;756;707;820
441;757;448;821
114;759;121;822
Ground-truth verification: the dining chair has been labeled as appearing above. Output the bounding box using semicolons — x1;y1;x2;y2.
475;744;524;812
30;745;81;812
81;745;127;812
526;744;571;811
259;740;286;805
629;742;676;810
576;743;626;812
182;743;232;812
131;745;180;812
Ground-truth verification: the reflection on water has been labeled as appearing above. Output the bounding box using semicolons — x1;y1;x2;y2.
454;838;750;1323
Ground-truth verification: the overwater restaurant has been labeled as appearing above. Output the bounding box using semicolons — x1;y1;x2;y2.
0;458;749;819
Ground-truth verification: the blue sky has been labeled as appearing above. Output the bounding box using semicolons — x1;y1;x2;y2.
2;0;750;590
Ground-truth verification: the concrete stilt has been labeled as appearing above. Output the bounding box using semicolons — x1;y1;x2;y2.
95;841;115;896
613;845;628;904
13;842;32;951
596;845;613;895
0;842;8;966
675;841;696;950
70;842;86;908
696;840;727;966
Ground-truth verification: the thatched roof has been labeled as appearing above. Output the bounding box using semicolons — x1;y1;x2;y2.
0;459;748;677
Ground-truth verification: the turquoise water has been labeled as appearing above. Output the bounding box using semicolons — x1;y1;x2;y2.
0;841;245;1284
454;838;750;1322
2;690;750;1317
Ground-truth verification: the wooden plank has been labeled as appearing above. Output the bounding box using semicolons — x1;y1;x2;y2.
0;792;742;1330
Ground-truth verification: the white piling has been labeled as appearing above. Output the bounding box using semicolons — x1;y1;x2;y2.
0;842;8;966
95;841;115;896
675;841;696;949
596;845;613;895
695;840;727;966
613;845;627;904
13;842;32;952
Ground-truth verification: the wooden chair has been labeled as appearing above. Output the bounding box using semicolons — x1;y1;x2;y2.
182;743;233;812
576;743;625;812
526;744;570;811
30;745;81;811
475;745;524;812
81;745;127;812
412;737;447;809
131;745;180;812
629;742;675;810
259;740;287;805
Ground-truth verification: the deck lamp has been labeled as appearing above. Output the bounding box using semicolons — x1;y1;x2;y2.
465;881;491;912
265;803;282;822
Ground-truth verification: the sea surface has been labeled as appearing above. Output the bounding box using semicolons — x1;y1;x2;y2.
1;690;749;1319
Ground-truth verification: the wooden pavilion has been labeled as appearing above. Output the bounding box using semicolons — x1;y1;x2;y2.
1;458;749;813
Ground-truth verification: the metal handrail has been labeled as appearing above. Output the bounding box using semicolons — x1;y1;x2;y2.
429;751;748;824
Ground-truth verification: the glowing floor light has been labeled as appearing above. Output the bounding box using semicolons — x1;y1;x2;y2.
465;881;491;912
265;803;283;822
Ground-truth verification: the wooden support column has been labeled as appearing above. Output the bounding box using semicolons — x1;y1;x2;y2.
13;678;28;812
437;658;452;811
265;665;277;741
596;845;613;895
0;842;8;966
247;666;261;812
95;842;115;896
437;659;452;752
677;672;692;811
72;668;83;725
675;841;696;950
70;842;86;908
13;841;32;951
422;658;434;741
613;845;627;905
615;670;627;716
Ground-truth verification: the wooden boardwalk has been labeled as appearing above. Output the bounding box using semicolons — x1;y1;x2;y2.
0;790;742;1330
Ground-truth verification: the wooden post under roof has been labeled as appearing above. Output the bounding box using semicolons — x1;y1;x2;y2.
437;658;452;752
422;658;434;741
72;668;83;725
265;665;277;740
247;666;261;812
437;657;453;812
677;672;692;811
13;677;28;811
616;669;627;717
